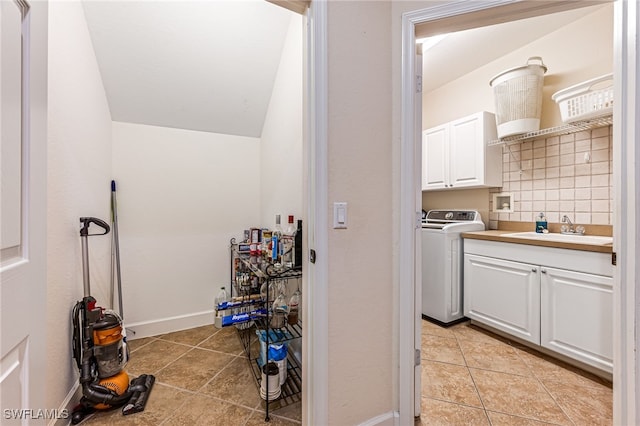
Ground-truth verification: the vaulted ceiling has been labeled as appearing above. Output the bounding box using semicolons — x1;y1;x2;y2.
82;0;294;138
421;3;607;92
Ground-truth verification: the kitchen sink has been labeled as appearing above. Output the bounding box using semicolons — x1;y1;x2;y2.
503;232;613;245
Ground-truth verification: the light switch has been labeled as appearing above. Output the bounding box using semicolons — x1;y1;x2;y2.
333;202;348;229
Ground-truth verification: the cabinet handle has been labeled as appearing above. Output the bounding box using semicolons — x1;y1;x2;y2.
532;268;537;272
541;268;547;274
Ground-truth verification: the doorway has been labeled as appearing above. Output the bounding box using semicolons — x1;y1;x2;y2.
56;0;314;423
401;1;638;425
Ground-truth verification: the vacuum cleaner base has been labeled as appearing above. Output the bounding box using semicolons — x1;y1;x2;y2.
70;375;156;424
122;374;156;415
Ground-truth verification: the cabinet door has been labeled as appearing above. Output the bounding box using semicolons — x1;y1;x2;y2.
464;254;540;344
449;113;484;188
541;267;613;373
422;125;448;190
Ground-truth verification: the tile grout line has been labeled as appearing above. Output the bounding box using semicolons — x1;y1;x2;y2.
128;335;161;354
534;378;578;426
510;343;578;426
453;331;493;425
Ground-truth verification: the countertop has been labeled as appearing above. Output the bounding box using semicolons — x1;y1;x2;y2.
461;230;613;254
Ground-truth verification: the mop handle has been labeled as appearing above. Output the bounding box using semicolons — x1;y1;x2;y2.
111;180;124;319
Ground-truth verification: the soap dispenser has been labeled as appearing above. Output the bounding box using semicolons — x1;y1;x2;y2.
536;212;548;233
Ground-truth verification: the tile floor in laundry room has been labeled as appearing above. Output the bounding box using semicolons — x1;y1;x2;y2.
417;319;612;426
80;319;612;426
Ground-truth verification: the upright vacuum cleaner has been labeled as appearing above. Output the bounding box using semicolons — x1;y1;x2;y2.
71;217;155;424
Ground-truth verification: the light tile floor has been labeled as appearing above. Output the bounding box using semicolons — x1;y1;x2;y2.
78;320;612;425
417;319;613;426
80;324;301;426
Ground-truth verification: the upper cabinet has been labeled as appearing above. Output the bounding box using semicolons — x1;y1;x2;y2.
422;111;502;191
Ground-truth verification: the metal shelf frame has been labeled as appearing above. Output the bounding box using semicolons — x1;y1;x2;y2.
488;114;613;146
226;239;303;421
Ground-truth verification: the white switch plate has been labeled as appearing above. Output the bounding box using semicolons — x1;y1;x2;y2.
333;202;348;229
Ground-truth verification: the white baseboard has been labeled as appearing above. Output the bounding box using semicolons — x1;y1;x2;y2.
50;381;80;426
124;310;215;340
357;411;399;426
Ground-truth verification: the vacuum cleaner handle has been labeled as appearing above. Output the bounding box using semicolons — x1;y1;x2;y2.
80;217;110;237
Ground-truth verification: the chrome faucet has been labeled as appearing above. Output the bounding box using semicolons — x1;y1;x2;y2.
561;215;585;235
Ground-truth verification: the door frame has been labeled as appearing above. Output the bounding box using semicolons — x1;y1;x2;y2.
400;1;639;425
303;1;329;425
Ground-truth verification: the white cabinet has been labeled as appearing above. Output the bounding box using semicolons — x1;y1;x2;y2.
463;239;613;373
422;111;502;191
464;254;540;344
541;267;613;372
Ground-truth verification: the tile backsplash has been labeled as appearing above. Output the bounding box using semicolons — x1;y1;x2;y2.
489;125;612;230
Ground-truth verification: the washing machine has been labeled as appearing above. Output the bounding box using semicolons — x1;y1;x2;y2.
422;210;485;325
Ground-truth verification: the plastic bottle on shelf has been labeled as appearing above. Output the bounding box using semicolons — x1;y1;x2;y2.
272;215;283;267
271;292;288;328
260;281;277;305
285;215;295;234
215;286;229;317
288;289;300;325
282;215;295;268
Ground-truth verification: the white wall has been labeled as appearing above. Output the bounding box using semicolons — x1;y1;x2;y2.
326;2;394;424
47;0;113;411
111;122;261;337
260;14;304;228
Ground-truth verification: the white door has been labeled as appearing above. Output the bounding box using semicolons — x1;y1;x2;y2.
1;1;48;423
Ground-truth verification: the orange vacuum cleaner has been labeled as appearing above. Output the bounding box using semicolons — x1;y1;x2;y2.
70;217;155;424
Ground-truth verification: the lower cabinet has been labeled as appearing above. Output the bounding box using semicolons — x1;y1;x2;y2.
463;239;613;374
541;267;613;372
464;254;540;344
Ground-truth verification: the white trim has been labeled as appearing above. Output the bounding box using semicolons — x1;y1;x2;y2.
401;5;519;423
124;310;215;340
304;1;329;425
50;382;80;426
400;1;632;424
399;11;419;425
357;411;399;426
612;1;639;425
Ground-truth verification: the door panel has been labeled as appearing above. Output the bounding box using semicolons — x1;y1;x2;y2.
1;0;23;257
1;1;48;423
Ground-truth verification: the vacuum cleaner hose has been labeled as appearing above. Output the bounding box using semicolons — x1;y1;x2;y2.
84;381;131;407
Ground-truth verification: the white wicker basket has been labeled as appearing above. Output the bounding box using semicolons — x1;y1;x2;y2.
551;74;613;123
490;57;547;138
